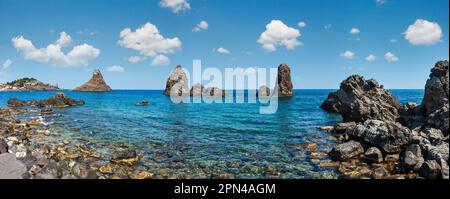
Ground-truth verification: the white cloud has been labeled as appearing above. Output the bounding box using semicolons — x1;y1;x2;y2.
215;47;230;54
107;65;125;72
404;19;442;45
151;54;170;66
366;54;377;62
193;20;209;32
298;21;306;27
324;24;332;30
384;52;399;62
376;0;387;5
118;22;181;64
257;20;302;52
2;59;12;69
389;39;398;43
159;0;190;13
350;28;360;35
128;56;144;63
12;32;100;67
56;32;72;47
340;51;355;59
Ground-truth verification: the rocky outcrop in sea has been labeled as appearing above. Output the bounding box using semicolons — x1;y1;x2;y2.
321;60;449;179
189;84;228;98
164;65;189;97
0;78;60;91
275;64;293;97
257;85;271;98
7;93;85;108
73;69;112;92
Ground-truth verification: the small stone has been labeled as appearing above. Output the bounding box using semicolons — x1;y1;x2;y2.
363;147;383;163
384;154;400;162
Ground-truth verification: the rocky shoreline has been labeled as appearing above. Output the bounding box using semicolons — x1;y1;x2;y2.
320;60;449;179
0;93;151;179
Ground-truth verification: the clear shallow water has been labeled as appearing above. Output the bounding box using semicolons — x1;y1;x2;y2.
0;89;424;178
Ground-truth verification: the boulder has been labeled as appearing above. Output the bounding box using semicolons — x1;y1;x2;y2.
0;153;27;179
328;141;364;161
334;122;357;134
37;93;85;108
73;69;112;92
346;120;411;154
363;147;383;163
190;83;204;97
398;102;426;129
321;75;400;123
274;64;293;97
257;85;271;98
422;60;449;115
164;65;189;97
385;154;400;162
110;149;139;166
419;160;442;179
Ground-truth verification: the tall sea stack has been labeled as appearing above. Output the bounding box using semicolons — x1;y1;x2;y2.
73;69;112;92
275;64;293;97
164;65;189;96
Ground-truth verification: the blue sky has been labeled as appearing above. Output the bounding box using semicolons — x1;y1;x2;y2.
0;0;448;89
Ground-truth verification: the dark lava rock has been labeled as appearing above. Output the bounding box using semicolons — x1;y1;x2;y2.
384;154;400;162
275;64;293;97
37;93;85;108
0;139;7;154
164;65;189;97
73;69;112;92
419;160;442;179
422;60;449;115
328;140;364;161
345;120;410;154
334;122;357;134
398;102;426;129
363;147;383;163
321;75;400;123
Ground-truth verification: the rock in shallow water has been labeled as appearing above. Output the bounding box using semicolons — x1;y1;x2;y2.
110;149;139;166
328;141;364;161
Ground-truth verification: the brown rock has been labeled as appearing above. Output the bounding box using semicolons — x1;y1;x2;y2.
73;69;112;92
274;64;293;97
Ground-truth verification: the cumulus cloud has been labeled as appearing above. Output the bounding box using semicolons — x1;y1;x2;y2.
159;0;190;13
151;54;170;66
118;23;181;66
12;32;100;67
404;19;442;45
258;20;302;52
128;56;144;63
193;20;209;32
385;52;399;62
350;28;360;35
298;21;306;27
340;51;355;59
107;65;125;72
2;59;12;69
215;47;230;54
366;54;377;62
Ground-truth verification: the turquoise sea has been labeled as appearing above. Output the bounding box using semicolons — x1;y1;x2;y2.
0;89;424;178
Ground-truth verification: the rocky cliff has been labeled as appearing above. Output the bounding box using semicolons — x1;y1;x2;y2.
73;70;112;92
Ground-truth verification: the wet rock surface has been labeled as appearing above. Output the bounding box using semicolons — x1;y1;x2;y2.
73;69;112;92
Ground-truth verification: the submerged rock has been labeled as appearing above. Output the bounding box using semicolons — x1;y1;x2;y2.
274;64;293;97
164;65;189;97
0;153;27;179
73;69;112;92
110;149;139;166
328;141;364;161
321;75;400;123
